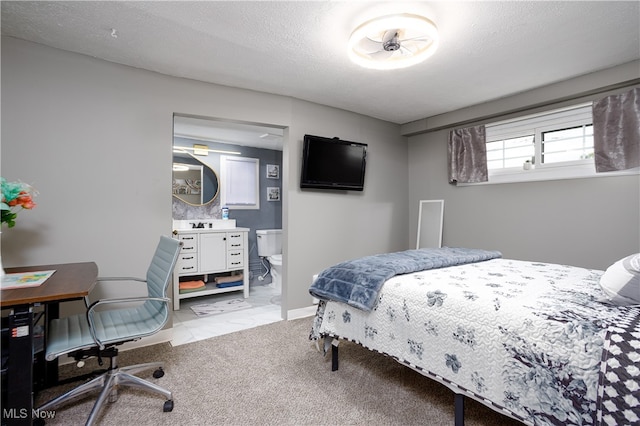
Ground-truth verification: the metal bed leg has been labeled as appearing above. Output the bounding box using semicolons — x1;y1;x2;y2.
331;341;339;371
454;393;464;426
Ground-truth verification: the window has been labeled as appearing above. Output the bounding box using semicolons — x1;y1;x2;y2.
484;103;601;183
220;156;260;209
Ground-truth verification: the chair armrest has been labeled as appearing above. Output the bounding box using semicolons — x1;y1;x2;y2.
85;296;170;349
84;277;147;307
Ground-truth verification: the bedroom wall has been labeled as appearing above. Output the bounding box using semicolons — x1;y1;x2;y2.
285;100;409;311
406;65;640;270
1;37;408;318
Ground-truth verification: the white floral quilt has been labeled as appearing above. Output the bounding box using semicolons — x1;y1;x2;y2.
310;258;640;425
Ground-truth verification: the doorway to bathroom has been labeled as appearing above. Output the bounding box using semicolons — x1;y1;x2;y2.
171;114;285;345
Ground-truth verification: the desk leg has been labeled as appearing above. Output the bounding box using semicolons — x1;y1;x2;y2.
43;303;59;388
4;306;33;426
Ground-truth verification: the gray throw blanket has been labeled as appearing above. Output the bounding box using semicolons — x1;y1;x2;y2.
309;247;502;311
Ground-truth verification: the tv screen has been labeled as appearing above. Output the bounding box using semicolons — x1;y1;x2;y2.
300;134;367;191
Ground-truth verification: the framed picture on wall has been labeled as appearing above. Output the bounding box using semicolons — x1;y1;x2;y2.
267;187;280;201
266;164;280;179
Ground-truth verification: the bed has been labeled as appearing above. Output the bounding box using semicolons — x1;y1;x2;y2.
309;247;640;426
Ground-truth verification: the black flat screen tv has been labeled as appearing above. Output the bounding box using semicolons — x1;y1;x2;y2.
300;134;367;191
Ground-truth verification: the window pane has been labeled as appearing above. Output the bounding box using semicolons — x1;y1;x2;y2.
221;156;260;209
504;157;528;168
486;150;504;161
487;159;504;170
542;125;593;164
504;145;534;158
544;137;591;153
487;135;534;169
503;136;533;148
486;141;505;152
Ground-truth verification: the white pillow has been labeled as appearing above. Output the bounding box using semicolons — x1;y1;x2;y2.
599;253;640;306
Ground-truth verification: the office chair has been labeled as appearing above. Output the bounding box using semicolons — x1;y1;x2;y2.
36;236;182;425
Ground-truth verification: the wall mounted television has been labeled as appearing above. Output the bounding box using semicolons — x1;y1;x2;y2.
300;134;367;191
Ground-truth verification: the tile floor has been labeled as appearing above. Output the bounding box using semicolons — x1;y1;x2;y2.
170;284;282;346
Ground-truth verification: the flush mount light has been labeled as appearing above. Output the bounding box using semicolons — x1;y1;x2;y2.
193;144;209;156
173;145;242;156
348;13;439;70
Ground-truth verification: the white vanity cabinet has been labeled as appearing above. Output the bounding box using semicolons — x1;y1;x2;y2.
172;228;249;310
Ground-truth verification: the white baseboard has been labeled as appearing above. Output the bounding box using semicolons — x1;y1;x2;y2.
287;305;317;320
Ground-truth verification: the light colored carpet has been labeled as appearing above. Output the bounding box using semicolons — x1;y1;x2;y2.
35;317;523;425
189;298;252;317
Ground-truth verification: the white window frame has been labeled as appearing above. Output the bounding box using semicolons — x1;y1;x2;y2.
469;103;639;185
220;155;260;210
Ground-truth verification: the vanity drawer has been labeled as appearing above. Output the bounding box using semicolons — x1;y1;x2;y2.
175;255;198;274
227;233;244;250
177;234;197;253
227;249;244;269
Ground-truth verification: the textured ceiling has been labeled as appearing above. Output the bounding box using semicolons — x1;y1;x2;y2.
2;1;639;125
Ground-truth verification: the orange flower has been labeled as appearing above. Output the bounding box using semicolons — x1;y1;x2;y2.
1;178;37;228
17;193;36;209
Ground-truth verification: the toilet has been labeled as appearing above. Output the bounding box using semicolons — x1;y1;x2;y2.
256;229;283;291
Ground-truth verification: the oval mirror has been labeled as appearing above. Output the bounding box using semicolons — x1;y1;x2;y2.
172;150;219;206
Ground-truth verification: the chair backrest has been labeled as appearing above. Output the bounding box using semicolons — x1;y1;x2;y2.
146;235;182;300
139;236;181;330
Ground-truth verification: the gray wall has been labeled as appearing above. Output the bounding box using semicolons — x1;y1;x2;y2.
407;66;640;270
285;100;409;312
1;37;408;319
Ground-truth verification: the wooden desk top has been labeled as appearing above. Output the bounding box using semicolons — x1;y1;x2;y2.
1;262;98;307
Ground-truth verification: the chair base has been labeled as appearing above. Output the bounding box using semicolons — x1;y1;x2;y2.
37;355;173;425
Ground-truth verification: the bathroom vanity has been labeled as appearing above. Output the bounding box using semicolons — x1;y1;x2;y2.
172;220;249;310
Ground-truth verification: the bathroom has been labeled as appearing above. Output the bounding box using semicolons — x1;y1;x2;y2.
171;115;285;344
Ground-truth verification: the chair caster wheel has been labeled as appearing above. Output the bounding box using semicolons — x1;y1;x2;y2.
153;367;164;378
163;399;174;412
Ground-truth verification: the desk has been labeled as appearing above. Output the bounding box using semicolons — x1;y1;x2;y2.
1;262;98;426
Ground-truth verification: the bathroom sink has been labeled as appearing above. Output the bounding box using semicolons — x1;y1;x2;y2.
173;219;237;231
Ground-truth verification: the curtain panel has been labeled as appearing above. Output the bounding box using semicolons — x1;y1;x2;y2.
593;87;640;173
448;125;488;184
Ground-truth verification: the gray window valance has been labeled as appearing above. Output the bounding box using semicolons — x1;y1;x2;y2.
448;125;488;184
593;87;640;173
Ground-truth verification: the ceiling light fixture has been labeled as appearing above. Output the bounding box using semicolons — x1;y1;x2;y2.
348;13;439;70
259;132;282;142
173;146;242;156
193;144;209;156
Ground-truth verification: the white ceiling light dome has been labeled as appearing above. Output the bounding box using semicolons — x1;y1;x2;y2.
348;13;439;70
